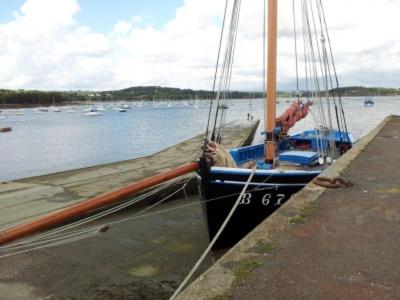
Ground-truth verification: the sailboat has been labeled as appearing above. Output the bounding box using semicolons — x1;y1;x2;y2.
50;98;61;112
196;0;352;250
84;95;101;116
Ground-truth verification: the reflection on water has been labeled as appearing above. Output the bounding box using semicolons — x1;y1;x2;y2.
0;97;399;181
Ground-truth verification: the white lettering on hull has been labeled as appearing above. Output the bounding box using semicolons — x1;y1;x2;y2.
239;193;286;206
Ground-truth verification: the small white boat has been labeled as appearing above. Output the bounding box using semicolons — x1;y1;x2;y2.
34;107;49;113
84;111;102;116
50;106;61;112
119;108;127;112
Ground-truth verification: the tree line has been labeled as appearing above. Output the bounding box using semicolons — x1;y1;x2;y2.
1;85;399;106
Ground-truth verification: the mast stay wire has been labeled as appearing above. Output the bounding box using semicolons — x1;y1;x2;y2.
302;0;324;127
313;0;343;141
309;0;335;159
212;0;242;142
317;0;350;142
216;0;242;142
307;0;328;130
292;0;300;101
205;0;230;142
212;1;237;141
301;0;328;158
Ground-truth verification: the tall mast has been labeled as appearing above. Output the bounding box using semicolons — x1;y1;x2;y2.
264;0;278;164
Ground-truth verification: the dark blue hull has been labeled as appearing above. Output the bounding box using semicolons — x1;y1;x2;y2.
196;167;320;250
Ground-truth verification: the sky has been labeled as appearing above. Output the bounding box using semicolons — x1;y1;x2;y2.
0;0;399;91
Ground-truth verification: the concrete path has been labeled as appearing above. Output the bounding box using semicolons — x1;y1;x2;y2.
0;120;259;230
179;116;400;299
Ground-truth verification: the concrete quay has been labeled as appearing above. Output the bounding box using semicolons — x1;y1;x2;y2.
0;119;259;230
178;115;400;299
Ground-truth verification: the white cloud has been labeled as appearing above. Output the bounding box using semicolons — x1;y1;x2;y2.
0;0;399;91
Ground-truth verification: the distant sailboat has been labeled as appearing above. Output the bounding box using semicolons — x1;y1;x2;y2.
63;96;77;113
121;103;131;109
34;103;49;113
65;106;77;113
50;98;61;112
84;96;101;116
85;110;101;116
96;105;107;111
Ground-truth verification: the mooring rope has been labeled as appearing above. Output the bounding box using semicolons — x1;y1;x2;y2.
169;166;257;300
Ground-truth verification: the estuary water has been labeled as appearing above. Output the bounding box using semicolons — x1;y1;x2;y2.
1;97;399;182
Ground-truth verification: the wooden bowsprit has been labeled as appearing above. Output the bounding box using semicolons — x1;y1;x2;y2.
0;161;199;246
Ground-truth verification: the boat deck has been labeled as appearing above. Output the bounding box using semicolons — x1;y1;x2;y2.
0;119;259;230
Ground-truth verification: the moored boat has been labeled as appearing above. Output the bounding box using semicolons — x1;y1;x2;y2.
0;127;12;132
196;0;352;250
364;97;374;107
84;110;102;116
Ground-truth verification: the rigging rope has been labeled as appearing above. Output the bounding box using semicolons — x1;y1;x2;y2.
0;179;178;250
0;176;282;259
0;179;187;255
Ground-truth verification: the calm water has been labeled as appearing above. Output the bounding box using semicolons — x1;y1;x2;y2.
1;97;399;182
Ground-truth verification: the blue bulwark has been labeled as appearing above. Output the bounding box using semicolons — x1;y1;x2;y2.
278;151;319;165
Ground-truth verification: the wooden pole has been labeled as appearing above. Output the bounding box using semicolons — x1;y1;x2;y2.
264;0;278;163
0;161;199;246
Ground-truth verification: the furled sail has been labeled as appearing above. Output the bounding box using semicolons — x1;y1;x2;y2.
276;100;313;136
